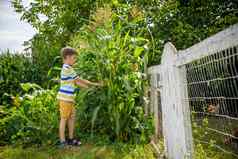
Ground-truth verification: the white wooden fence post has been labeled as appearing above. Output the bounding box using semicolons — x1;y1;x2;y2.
148;66;163;138
160;42;193;159
150;73;159;137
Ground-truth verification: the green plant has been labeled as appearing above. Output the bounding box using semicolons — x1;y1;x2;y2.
0;89;58;146
192;116;237;159
0;51;36;105
70;6;154;143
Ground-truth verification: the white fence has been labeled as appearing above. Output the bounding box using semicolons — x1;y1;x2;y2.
148;23;238;159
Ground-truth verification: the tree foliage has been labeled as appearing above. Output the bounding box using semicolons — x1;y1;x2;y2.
11;0;238;70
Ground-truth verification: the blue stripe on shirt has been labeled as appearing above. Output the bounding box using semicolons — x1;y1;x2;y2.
60;85;75;92
61;76;74;80
61;75;78;80
59;89;74;94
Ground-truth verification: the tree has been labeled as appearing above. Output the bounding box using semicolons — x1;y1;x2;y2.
11;0;103;86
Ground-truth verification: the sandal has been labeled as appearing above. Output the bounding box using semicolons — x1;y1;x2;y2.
57;141;67;149
67;138;82;146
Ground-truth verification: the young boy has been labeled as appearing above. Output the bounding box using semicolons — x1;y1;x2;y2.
57;47;101;147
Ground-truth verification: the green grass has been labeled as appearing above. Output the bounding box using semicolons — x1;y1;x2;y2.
0;143;157;159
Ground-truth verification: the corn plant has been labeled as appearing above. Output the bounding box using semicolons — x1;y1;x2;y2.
70;6;154;143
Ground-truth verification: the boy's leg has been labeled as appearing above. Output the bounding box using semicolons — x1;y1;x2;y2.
59;100;72;142
67;107;81;146
68;107;76;139
59;118;67;142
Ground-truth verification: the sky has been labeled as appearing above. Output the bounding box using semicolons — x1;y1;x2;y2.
0;0;36;52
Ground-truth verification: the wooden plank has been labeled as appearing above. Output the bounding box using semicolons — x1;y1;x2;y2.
160;42;193;159
176;23;238;66
148;65;163;137
148;65;161;74
150;74;159;136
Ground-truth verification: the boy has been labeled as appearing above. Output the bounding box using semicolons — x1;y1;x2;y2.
57;47;101;147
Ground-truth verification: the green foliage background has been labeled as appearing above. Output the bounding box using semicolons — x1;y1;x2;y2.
0;1;237;157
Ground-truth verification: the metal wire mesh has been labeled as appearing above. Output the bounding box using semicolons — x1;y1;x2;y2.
185;45;238;157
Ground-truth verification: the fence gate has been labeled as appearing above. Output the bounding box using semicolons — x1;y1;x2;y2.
148;23;238;159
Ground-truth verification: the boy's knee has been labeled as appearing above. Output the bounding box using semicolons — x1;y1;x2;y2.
69;113;76;120
60;117;68;121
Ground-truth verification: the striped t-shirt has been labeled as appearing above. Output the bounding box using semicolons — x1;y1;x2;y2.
57;64;79;103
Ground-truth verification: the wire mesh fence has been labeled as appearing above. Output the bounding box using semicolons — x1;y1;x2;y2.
148;24;238;158
185;45;238;157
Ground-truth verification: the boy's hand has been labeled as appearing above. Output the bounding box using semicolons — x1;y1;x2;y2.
91;81;104;87
76;81;89;88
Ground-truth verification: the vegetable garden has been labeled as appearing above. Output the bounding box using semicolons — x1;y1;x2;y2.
0;0;238;159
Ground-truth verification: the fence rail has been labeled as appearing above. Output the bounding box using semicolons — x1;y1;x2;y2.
148;23;238;159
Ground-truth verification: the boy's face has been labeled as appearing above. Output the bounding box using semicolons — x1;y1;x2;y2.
65;55;77;66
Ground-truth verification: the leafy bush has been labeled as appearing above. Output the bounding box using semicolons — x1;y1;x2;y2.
0;89;58;146
0;51;36;104
192;117;237;159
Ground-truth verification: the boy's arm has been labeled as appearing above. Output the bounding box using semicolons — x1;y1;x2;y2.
74;78;89;88
75;77;103;87
71;68;102;87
